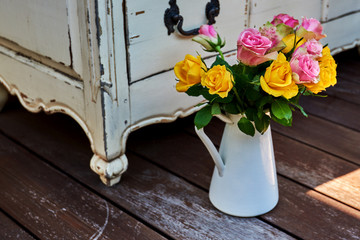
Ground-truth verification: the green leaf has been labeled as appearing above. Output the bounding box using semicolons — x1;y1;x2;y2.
256;96;273;109
186;84;203;96
238;117;255;136
245;85;262;101
211;56;231;69
291;103;308;117
254;114;270;134
223;102;241;114
214;94;234;103
194;105;213;129
245;108;257;121
271;99;292;120
211;103;221;115
201;89;218;102
271;113;292;127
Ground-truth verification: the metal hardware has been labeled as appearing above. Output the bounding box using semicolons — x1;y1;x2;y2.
164;0;220;36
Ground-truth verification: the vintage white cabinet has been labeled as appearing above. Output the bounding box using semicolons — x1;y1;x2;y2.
0;0;359;186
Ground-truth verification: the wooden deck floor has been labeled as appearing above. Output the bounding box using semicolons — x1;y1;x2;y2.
1;48;360;240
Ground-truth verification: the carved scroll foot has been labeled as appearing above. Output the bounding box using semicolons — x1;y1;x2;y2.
0;84;9;112
90;154;128;186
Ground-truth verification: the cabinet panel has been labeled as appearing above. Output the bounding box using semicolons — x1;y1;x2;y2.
0;0;71;66
326;0;360;20
249;0;321;28
129;51;238;124
322;12;360;53
127;0;247;83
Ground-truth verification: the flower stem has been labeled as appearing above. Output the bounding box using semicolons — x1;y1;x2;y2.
232;87;244;112
215;46;224;60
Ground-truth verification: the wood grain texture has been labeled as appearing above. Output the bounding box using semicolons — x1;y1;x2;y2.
271;111;360;165
0;211;35;240
324;79;360;105
126;119;360;240
0;104;293;240
0;134;165;240
129;118;360;210
300;96;360;131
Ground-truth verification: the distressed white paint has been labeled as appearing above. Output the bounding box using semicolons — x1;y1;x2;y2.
127;0;247;82
0;0;70;65
249;0;322;29
90;154;128;186
0;0;359;186
327;0;360;20
322;12;360;54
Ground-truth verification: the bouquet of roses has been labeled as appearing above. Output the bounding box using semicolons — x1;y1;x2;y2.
174;14;337;136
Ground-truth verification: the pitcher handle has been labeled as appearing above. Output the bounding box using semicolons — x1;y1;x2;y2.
194;113;233;177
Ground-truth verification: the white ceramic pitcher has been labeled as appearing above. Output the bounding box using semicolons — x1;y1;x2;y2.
195;113;279;217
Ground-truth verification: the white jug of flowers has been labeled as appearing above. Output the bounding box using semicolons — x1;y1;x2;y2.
174;14;337;217
195;113;278;217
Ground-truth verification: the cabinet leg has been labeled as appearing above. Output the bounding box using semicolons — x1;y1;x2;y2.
0;84;9;112
90;154;128;186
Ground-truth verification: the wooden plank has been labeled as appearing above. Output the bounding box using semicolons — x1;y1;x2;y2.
0;105;293;239
324;79;360;105
271;111;360;165
272;133;360;210
0;135;165;240
126;119;360;240
300;96;360;131
0;211;35;240
128;118;360;210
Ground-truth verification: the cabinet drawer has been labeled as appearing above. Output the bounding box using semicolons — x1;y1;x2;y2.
126;0;247;83
0;0;71;66
326;0;360;20
249;0;321;28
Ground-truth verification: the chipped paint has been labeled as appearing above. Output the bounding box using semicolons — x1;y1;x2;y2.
135;10;145;16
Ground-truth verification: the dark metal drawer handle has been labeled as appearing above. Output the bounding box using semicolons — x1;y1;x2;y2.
164;0;220;36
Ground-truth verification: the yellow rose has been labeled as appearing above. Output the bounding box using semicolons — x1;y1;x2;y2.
304;47;337;93
260;52;298;99
281;34;306;54
201;65;233;98
174;54;207;92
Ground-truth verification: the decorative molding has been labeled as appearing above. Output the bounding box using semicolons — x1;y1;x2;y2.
90;154;128;186
331;39;360;55
0;75;95;154
119;104;204;156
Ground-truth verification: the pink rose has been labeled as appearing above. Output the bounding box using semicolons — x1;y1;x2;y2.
301;39;323;58
301;17;323;35
290;53;320;83
237;28;277;66
238;28;272;55
193;24;224;51
271;14;299;28
299;17;326;40
259;25;281;49
199;24;217;39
